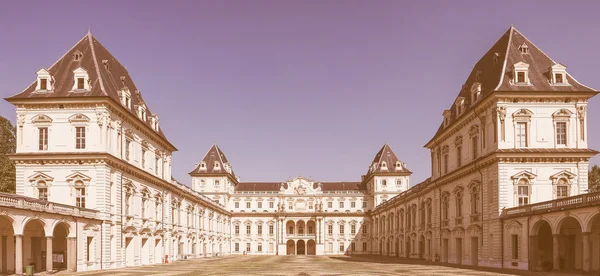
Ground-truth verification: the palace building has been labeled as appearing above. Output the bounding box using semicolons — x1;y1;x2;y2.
0;25;599;274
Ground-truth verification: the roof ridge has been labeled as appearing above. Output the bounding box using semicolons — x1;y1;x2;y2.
375;144;388;164
214;144;226;165
87;32;108;96
493;26;514;91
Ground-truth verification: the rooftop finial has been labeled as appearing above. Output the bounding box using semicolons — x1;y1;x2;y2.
87;26;91;35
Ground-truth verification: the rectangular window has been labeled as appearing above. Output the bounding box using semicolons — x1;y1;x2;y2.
362;201;367;208
443;154;448;174
340;244;345;252
246;202;251;209
75;126;86;149
555;73;563;84
328;224;333;234
289;227;294;234
235;202;239;208
246;225;251;235
471;193;479;214
269;225;274;235
269;202;274;209
517;72;525;83
141;148;146;168
77;78;85;89
87;237;93;261
557;186;569;198
155;157;160;175
246;243;251;252
258;202;262;209
125;140;131;161
362;242;367;252
511;235;519;259
40;79;47;90
362;225;367;234
339;225;344;234
76;188;86;208
517;186;529;206
258;244;262;252
39;127;48;151
328;202;333;208
456;146;462;167
309;202;313;209
235;243;239;252
556;122;567;145
351;201;356;208
38;188;48;201
516;122;528;147
456;197;462;217
351;242;356;252
351;224;356;234
258;225;262;234
339;202;344;208
472;136;478;159
235;225;239;234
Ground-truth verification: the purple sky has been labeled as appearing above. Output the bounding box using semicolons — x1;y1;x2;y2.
1;1;600;185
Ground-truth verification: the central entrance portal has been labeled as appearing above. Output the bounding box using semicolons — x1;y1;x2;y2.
297;240;306;255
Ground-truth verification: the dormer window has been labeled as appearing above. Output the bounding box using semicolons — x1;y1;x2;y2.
200;162;206;169
119;88;132;109
470;82;482;104
136;104;147;121
518;43;529;54
381;162;387;170
150;115;159;131
73;50;83;61
549;64;569;85
72;67;91;91
395;161;402;169
512;62;530;85
455;97;465;116
214;162;220;170
443;110;451;127
475;70;482;82
35;68;53;92
493;53;500;66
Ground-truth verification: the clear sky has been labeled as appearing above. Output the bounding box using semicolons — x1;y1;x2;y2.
1;1;599;185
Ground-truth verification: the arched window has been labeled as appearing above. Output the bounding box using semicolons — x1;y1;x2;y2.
517;179;530;206
75;180;86;208
470;185;480;215
557;178;569;198
37;180;48;201
442;193;449;221
455;190;463;218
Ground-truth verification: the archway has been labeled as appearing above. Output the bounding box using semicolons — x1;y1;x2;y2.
0;215;15;274
297;220;305;236
588;214;600;271
557;217;582;270
306;220;316;236
52;222;69;271
23;219;46;273
307;240;316;255
286;240;295;255
286;221;295;236
531;220;553;271
297;240;306;255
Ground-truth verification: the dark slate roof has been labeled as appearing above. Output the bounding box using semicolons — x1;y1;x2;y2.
5;32;174;149
189;144;236;178
426;26;597;147
365;144;411;176
235;182;282;192
320;182;365;191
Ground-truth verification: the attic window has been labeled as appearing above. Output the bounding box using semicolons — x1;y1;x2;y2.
493;53;499;65
120;76;127;87
381;162;387;169
102;60;109;71
35;69;53;92
549;64;569;85
442;110;451;127
518;44;529;54
72;67;91;91
455;97;465;116
475;71;482;82
512;62;530;85
73;51;83;61
471;83;482;104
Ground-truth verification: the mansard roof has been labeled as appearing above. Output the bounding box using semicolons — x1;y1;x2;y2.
233;181;365;192
426;26;597;148
189;144;236;178
5;31;175;150
365;144;411;177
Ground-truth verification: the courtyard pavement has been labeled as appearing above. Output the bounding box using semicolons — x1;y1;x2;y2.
51;255;586;276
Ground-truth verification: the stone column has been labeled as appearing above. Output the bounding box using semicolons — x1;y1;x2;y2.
68;237;77;272
582;232;590;272
15;235;23;275
316;219;321;244
552;234;559;270
46;237;53;272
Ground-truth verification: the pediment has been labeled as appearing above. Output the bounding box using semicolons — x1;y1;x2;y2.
28;172;54;183
512;108;533;117
551;63;567;71
513;61;530;68
68;114;90;123
510;170;537;180
31;114;53;124
73;67;88;74
36;68;51;76
65;172;92;182
550;170;577;180
470;82;482;93
553;109;573;118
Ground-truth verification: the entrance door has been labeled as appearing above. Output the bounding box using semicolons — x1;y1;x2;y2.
456;238;462;264
395;242;399;257
471;237;478;266
443;239;448;262
297;240;306;255
286;240;295;255
406;240;411;258
419;240;424;259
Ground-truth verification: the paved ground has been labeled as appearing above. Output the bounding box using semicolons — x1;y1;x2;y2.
55;255;583;276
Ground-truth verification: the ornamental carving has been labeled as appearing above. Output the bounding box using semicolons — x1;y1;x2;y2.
17;114;26;127
577;106;587;121
512;109;533;122
454;136;463;147
496;106;507;122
